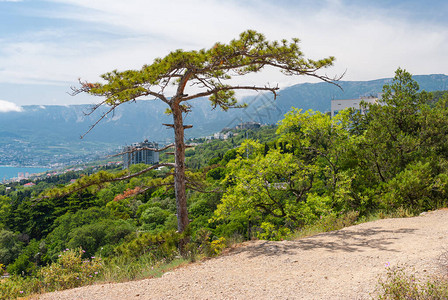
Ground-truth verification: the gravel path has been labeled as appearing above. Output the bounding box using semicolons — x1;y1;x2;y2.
35;209;448;299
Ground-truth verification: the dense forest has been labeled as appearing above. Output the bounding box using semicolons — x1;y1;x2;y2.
1;69;448;298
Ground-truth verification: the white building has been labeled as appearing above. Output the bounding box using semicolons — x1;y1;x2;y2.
331;96;379;117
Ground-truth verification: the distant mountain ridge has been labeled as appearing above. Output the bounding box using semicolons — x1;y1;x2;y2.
0;74;447;165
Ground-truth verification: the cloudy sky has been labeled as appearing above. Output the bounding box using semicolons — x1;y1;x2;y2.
0;0;447;110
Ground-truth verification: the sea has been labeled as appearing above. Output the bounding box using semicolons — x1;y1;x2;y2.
0;166;49;182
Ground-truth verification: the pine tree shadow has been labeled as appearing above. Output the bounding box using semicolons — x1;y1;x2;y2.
228;226;417;258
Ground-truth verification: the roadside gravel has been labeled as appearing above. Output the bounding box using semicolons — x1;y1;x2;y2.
35;209;448;299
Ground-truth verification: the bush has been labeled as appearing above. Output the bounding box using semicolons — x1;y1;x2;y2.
257;222;291;241
381;161;448;212
6;254;36;276
0;248;103;299
376;266;448;299
316;210;360;233
114;230;180;262
66;219;135;257
0;275;39;299
38;248;103;291
209;237;227;256
140;206;171;228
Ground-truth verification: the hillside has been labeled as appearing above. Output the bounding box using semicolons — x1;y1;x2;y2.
35;209;448;300
0;74;447;165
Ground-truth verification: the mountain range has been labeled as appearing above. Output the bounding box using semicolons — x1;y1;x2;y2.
1;74;447;166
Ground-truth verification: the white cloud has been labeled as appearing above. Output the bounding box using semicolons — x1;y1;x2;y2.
0;100;23;112
1;0;447;104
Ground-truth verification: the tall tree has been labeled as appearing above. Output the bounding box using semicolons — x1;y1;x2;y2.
71;30;339;235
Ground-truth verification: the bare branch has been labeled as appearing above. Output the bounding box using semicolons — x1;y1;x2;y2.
185;179;224;194
80;104;120;139
181;85;279;102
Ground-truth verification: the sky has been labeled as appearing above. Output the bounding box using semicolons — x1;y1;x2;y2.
0;0;447;110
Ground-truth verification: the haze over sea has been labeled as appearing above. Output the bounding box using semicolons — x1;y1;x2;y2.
0;166;49;182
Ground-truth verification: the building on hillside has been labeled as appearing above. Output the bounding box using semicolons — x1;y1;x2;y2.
213;131;234;140
235;121;261;130
123;139;159;169
331;96;379;117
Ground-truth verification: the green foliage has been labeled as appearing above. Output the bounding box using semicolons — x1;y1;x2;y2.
6;239;44;276
140;206;172;232
314;210;360;233
381;161;448;211
38;248;103;292
6;253;35;276
0;275;38;299
44;207;113;261
209;237;227;256
206;167;226;180
114;231;180;262
66;219;135;257
214;141;331;238
277;108;357;198
186;126;277;169
257;222;291;241
3;66;448;297
0;229;23;265
0;195;11;229
354;69;438;183
84;30;335;109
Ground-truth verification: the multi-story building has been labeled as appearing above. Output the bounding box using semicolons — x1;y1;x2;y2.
123;139;159;169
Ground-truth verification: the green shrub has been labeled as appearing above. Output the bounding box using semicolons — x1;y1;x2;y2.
38;248;103;291
0;275;39;300
6;254;36;276
316;210;360;233
114;230;180;262
66;219;134;257
140;207;171;230
209;237;227;256
257;222;291;241
186;228;212;259
381;161;448;212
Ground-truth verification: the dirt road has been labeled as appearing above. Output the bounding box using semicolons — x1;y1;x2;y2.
36;209;448;299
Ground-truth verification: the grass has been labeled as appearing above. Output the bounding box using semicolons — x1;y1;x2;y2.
375;265;448;299
0;250;189;300
290;208;417;241
100;256;189;283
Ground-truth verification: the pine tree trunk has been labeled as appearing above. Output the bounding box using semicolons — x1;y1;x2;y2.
171;103;189;234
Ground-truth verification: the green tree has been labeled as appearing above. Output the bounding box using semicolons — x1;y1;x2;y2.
71;30;338;237
214;141;328;236
0;195;12;229
349;69;448;211
0;229;23;265
277;108;356;198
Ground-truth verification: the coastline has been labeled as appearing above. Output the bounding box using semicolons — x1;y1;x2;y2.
0;166;51;182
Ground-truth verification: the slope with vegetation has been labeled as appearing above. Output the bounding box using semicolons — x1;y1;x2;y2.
0;69;448;299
